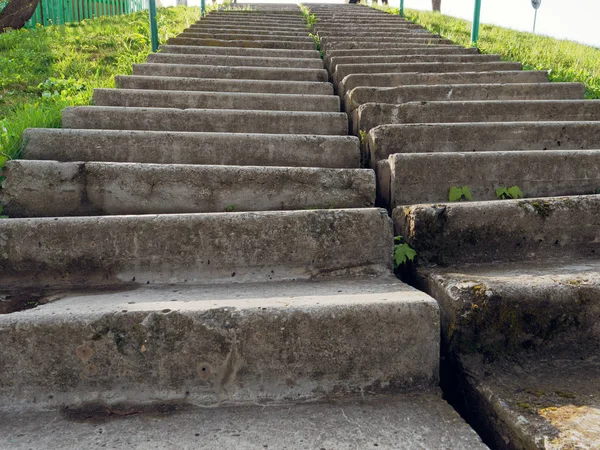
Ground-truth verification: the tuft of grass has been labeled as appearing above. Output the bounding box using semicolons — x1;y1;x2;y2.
375;6;600;99
0;6;199;160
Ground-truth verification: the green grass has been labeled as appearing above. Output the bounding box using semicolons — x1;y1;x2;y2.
375;6;600;99
0;6;200;159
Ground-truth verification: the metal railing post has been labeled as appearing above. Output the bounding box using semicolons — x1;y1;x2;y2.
471;0;481;45
148;0;159;52
201;0;205;17
399;0;404;17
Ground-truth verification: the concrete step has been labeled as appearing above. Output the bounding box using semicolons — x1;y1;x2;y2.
197;19;305;26
324;41;454;52
316;29;431;37
393;194;600;266
146;53;323;69
367;121;600;164
0;392;488;449
321;32;436;41
176;32;314;43
166;36;315;50
21;129;359;168
345;82;585;112
62;107;348;135
157;44;320;59
94;89;339;112
0;208;392;289
330;54;502;74
338;70;551;97
132;63;328;82
2;161;374;217
333;61;523;85
183;26;309;36
323;37;454;52
188;23;308;32
356;100;600;132
115;75;334;95
324;46;480;69
377;150;600;209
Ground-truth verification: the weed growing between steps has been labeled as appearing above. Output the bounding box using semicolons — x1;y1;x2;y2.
0;6;199;160
375;6;600;99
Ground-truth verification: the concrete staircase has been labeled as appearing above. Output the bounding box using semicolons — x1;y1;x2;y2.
307;3;600;449
0;4;487;449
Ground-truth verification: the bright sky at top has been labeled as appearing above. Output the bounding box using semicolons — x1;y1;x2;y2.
167;0;600;48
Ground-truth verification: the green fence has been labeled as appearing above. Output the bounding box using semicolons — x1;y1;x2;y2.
0;0;146;28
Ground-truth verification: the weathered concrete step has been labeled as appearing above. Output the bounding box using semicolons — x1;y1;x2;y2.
338;70;551;97
115;75;334;95
166;37;315;50
324;47;479;69
319;31;434;41
393;194;600;266
22;129;359;168
177;32;314;43
367;121;600;164
377;150;600;209
333;62;522;85
189;22;308;32
0;277;444;421
0;393;488;449
132;63;328;82
2;161;374;217
94;89;339;112
445;350;599;450
357;100;600;131
316;28;429;36
0;208;392;289
345;82;585;112
182;26;308;37
62;107;348;135
158;44;319;59
197;18;305;26
323;38;453;52
330;54;502;74
146;53;323;69
325;41;454;52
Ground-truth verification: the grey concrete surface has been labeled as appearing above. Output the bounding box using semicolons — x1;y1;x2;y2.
0;208;393;288
377;150;600;208
355;100;600;130
93;89;339;112
62;107;348;135
146;53;323;69
158;44;319;58
1;161;374;216
0;393;487;449
183;27;309;36
338;70;550;97
366;121;600;164
176;32;314;43
393;195;600;266
132;62;328;82
114;75;334;95
0;277;439;409
330;54;502;74
333;62;522;85
166;37;315;50
345;82;585;112
323;38;453;53
22;129;359;168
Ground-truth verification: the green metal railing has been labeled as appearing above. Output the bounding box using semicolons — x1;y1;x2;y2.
16;0;145;28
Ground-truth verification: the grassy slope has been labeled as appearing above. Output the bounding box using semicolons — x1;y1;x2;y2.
0;6;199;159
377;6;600;99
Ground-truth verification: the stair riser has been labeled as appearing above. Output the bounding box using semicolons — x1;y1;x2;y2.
62;107;348;135
377;151;600;208
333;62;522;85
0;209;392;288
184;27;309;36
339;71;550;97
166;37;315;50
177;33;314;43
158;45;319;58
2;161;374;217
132;63;328;82
146;53;322;69
93;89;340;112
114;75;334;95
345;83;585;113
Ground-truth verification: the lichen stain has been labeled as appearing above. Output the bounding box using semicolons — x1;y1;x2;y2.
75;344;94;363
539;405;600;449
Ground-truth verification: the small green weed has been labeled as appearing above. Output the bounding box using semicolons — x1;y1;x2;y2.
0;205;7;219
393;236;416;268
299;4;318;29
358;130;367;145
224;204;236;212
495;186;524;200
449;186;473;202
